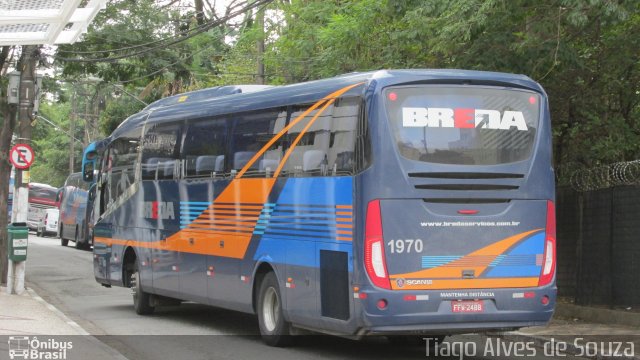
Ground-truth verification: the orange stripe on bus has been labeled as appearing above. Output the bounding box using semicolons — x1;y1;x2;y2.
190;219;258;226
337;230;352;235
194;214;260;221
336;224;353;228
100;83;365;260
237;82;364;178
336;211;352;216
335;205;353;209
389;277;540;290
188;224;255;232
273;99;337;177
391;229;543;280
210;204;265;210
336;237;352;241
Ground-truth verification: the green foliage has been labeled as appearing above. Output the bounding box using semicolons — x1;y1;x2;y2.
99;97;146;134
30;102;82;187
257;0;640;183
29;0;639;187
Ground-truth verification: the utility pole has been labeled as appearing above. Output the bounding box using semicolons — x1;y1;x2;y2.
70;87;76;174
7;45;38;295
256;4;265;85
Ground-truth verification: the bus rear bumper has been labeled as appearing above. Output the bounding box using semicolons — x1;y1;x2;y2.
356;285;556;335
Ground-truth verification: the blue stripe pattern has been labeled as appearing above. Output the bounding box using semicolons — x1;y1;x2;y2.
421;256;461;268
179;201;210;229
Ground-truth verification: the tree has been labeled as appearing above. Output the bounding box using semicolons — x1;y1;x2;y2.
262;0;640;183
0;46;15;284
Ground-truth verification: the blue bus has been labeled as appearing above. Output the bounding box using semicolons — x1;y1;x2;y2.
84;70;556;346
58;172;91;249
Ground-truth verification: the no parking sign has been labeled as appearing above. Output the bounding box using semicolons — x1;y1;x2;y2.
9;144;34;169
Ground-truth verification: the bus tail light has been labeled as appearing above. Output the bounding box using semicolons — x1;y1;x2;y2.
538;201;556;287
364;200;390;289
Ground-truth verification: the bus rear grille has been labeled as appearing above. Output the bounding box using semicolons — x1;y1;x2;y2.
408;172;524;179
415;184;519;191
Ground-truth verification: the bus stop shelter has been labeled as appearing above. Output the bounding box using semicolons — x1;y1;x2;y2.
0;0;107;46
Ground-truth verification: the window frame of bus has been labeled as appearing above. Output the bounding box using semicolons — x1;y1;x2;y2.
98;126;143;216
181;116;229;179
140;121;183;181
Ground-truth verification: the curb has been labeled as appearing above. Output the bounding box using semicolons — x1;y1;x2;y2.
25;286;130;360
556;303;640;328
26;288;89;336
495;332;640;360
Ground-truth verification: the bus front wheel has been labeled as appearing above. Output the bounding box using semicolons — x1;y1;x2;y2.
131;262;155;315
257;272;292;347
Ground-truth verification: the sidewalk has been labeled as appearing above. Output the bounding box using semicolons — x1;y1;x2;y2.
501;304;640;360
1;286;638;359
0;286;128;360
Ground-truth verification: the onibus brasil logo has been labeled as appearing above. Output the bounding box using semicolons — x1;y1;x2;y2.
8;336;72;359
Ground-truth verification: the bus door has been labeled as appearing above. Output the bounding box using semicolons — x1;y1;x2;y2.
277;98;360;325
140;121;185;297
96;127;143;285
180;117;229;302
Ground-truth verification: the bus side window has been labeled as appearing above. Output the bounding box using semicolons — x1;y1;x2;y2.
329;97;359;175
229;109;286;178
106;127;141;206
282;97;359;177
141;122;182;180
182;117;228;178
282;104;331;177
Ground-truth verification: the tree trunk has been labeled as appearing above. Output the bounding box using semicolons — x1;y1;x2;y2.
0;45;15;285
0;46;15;284
195;0;205;26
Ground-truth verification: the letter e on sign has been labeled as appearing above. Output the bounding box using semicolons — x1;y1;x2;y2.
9;144;35;170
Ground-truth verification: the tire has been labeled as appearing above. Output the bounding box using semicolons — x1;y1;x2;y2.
74;226;82;249
131;262;155;315
60;225;68;246
257;272;291;347
60;226;68;247
36;227;42;237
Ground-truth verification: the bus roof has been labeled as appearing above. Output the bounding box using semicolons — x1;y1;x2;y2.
142;85;274;111
110;69;543;139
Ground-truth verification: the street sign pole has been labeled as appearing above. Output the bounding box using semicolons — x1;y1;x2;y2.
7;45;38;295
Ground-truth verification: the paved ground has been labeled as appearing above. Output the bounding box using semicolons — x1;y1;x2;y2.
2;234;638;360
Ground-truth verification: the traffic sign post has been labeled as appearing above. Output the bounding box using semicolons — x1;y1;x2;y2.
7;144;33;295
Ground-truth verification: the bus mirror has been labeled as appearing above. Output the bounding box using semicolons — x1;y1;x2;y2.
83;162;94;182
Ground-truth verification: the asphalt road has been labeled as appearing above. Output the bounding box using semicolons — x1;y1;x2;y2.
24;234;586;360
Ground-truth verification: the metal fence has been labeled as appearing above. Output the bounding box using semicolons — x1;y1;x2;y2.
565;160;640;192
556;185;640;306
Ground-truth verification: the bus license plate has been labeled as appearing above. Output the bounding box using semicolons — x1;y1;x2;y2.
451;300;484;313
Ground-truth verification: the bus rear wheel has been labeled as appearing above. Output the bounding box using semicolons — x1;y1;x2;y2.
60;225;68;246
257;272;292;347
74;227;82;249
130;262;154;315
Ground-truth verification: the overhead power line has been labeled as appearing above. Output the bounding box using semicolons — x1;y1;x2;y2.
56;0;273;64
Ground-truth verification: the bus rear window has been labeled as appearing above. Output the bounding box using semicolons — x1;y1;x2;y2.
384;86;540;165
29;187;58;201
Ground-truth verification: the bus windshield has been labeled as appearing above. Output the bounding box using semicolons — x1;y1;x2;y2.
385;85;540;165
